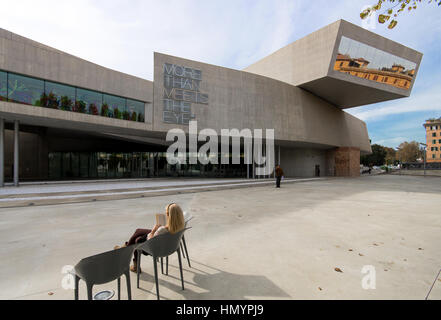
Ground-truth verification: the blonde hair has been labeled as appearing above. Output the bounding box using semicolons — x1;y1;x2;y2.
166;203;185;234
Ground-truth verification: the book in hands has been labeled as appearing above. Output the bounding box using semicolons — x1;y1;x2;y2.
155;213;166;226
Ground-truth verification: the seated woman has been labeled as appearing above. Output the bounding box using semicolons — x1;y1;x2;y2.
115;203;185;272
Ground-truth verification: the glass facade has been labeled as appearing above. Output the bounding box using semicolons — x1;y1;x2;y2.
45;81;75;110
48;151;248;180
127;99;145;122
334;36;417;90
0;71;6;101
76;88;102;115
0;70;146;122
103;94;126;119
8;73;44;105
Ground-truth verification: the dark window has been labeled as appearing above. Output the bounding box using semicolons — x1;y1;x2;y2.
339;62;343;67
433;133;437;137
127;99;145;122
103;94;126;119
45;81;75;110
0;71;6;101
433;140;437;144
7;73;44;106
76;88;102;115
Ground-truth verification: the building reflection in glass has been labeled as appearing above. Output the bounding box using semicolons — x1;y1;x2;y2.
334;36;416;90
48;152;249;180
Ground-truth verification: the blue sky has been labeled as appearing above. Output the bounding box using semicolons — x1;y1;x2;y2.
1;0;440;148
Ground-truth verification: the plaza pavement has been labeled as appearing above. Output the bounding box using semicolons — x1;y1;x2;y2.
0;175;440;300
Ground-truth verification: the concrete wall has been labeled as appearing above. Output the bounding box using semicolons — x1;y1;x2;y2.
244;20;340;87
0;28;153;104
280;147;327;178
153;52;371;154
243;20;423;108
0;101;154;137
3;129;48;181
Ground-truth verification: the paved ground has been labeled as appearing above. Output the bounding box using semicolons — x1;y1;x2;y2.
0;175;440;300
390;170;441;177
0;177;320;208
0;178;253;195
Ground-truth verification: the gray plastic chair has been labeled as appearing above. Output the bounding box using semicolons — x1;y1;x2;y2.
136;228;190;300
178;212;193;268
73;244;137;300
181;212;193;268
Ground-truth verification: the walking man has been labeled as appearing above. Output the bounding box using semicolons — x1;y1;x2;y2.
275;165;284;188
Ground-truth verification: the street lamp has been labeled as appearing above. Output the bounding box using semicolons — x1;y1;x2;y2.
419;142;427;177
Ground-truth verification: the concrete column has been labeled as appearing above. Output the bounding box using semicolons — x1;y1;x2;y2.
140;152;143;177
13;120;19;187
252;139;255;179
0;119;4;187
246;144;250;179
278;145;281;166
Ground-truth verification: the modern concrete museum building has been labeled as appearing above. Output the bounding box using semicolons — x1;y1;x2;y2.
0;20;422;185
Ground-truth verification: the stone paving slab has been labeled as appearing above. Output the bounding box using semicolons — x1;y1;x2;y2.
0;178;321;208
0;175;440;300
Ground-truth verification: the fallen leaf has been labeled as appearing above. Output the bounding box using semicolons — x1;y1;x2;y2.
359;253;364;256
318;287;323;291
418;248;423;250
334;267;343;273
348;249;353;252
48;292;54;296
373;243;379;246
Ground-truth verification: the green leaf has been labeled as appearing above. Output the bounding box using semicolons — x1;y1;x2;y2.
388;20;398;29
360;10;370;19
378;14;388;23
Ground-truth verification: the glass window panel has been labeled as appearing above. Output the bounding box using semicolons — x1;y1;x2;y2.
357;43;368;62
45;81;75;110
364;45;374;62
127;99;145;122
103;94;126;119
48;152;61;180
8;73;44;106
335;36;417;90
76;88;102;115
339;37;350;55
0;71;7;101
